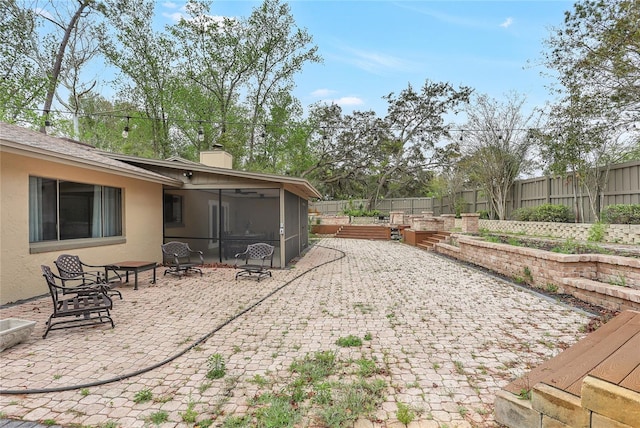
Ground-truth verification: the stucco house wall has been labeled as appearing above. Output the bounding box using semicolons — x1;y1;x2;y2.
0;151;165;305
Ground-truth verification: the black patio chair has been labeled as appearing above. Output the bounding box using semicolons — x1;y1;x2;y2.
234;243;274;281
54;254;122;299
161;241;204;277
41;265;114;338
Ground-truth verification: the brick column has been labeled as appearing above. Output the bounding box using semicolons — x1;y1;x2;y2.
461;213;480;233
389;211;406;225
441;214;456;231
408;215;423;229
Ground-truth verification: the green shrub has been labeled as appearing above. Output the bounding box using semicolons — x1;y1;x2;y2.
133;388;153;403
601;204;640;224
342;208;381;217
530;204;574;222
512;204;574;223
454;198;467;217
511;207;535;221
587;222;608;242
396;402;416;425
477;210;490;220
342;200;381;217
206;354;226;379
335;335;362;347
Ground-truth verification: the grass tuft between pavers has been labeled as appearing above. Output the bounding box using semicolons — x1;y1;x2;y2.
213;350;388;427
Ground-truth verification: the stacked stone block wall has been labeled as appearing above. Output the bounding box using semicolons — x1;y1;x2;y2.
461;213;480;233
475;220;640;245
497;378;640;428
351;216;378;224
435;235;640;311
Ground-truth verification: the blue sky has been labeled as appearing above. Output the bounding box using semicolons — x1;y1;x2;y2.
156;0;573;118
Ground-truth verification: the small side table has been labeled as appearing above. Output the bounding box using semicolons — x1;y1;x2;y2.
107;261;157;290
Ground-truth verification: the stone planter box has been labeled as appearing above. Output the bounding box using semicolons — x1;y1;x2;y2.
1;318;36;352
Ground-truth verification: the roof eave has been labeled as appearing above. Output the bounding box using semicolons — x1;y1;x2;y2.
1;141;182;186
105;152;322;199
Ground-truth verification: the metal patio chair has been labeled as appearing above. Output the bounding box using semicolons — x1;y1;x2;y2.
234;243;274;281
41;265;114;338
161;241;204;277
54;254;123;299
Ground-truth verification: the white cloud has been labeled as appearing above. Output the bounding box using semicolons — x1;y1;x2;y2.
500;17;514;28
163;1;178;9
310;89;364;108
339;46;413;74
311;89;337;98
162;12;186;23
396;3;487;29
33;7;53;20
333;96;364;107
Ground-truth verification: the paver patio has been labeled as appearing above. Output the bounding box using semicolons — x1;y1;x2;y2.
0;238;591;427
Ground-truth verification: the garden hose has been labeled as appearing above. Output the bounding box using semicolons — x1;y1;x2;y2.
0;244;346;395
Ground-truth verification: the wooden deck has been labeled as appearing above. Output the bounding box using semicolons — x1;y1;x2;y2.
504;310;640;397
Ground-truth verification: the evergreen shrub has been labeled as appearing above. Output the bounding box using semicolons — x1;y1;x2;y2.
601;204;640;224
511;204;574;223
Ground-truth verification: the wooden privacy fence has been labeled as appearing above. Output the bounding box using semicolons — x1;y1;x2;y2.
310;160;640;223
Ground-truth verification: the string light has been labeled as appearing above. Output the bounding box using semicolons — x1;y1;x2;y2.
197;123;204;142
122;116;130;139
12;106;606;137
44;110;52;134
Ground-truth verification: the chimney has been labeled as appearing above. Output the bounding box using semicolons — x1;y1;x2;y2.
199;146;233;169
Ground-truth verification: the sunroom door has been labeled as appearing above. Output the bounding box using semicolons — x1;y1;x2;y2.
208;200;229;249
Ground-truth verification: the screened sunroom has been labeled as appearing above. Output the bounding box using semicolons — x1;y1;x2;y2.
109;150;320;268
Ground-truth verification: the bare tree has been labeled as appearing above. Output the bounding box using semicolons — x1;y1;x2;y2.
461;92;539;220
53;13;100;138
38;0;95;133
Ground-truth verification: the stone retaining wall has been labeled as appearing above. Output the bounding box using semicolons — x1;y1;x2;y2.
476;220;640;245
435;235;640;312
313;215;640;244
313;214;640;245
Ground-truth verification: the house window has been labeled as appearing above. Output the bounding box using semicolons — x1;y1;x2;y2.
164;194;183;226
29;177;123;242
